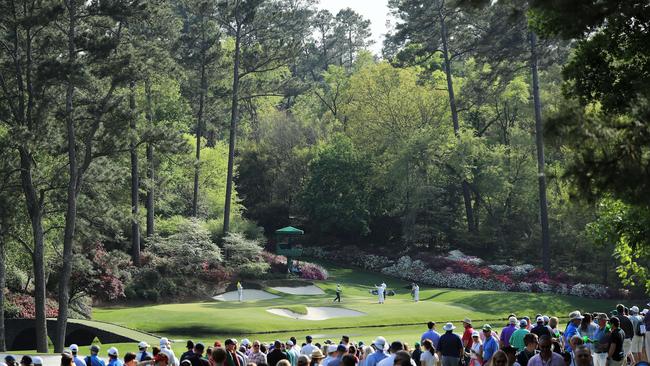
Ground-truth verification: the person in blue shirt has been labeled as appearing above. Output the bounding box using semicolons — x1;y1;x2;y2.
482;324;499;365
365;337;388;366
565;311;584;352
421;321;441;348
107;347;124;366
85;345;107;366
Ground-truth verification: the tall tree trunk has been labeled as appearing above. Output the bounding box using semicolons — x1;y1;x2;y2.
0;225;6;351
56;0;77;351
145;79;154;237
192;64;207;217
223;28;241;235
18;149;48;353
438;5;476;233
529;31;551;273
130;81;140;265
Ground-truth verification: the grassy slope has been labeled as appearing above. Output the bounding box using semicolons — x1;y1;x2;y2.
93;263;622;344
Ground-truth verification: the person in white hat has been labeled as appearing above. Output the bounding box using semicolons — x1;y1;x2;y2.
136;341;152;362
500;317;518;348
364;337;388;366
69;344;86;366
160;338;178;366
438;323;463;366
564;311;584;352
107;347;122;366
629;306;644;361
31;357;43;366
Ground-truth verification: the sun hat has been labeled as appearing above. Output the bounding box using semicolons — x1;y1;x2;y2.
569;311;584;321
518;319;527;327
311;349;325;360
536;316;544;323
138;341;150;349
482;324;492;331
443;322;456;331
630;306;639;314
463;318;472;324
373;336;386;349
327;345;338;354
69;344;79;352
508;317;517;324
471;331;480;337
31;357;42;366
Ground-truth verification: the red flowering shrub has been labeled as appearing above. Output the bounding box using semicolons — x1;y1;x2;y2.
298;262;328;280
200;262;233;283
5;292;58;319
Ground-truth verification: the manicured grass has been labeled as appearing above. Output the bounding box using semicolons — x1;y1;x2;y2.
92;262;626;349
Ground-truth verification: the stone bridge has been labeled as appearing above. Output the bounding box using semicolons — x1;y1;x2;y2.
5;319;158;351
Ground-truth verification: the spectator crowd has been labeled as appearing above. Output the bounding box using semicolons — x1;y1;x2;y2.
5;303;649;366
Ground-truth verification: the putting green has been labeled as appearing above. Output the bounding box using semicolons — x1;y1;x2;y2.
93;262;623;346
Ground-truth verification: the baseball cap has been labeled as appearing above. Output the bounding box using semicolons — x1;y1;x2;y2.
306;335;313;342
471;331;480;337
19;356;31;365
327;345;338;354
373;336;386;349
542;316;549;323
225;339;236;346
482;324;492;331
195;343;205;351
108;347;119;356
519;319;527;327
630;306;639;314
138;341;150;349
336;344;347;353
160;337;170;346
90;345;100;353
536;316;544;323
642;309;649;315
69;344;79;352
508;317;517;324
31;357;42;366
4;356;15;363
286;340;294;346
241;339;251;346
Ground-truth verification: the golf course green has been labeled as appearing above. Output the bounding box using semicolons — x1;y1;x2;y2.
91;262;624;352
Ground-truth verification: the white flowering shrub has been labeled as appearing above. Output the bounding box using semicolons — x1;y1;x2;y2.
518;282;533;292
570;283;608;298
488;264;511;273
534;282;553;293
446;250;484;265
511;264;536;277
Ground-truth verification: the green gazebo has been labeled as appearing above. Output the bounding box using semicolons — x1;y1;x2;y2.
275;226;304;272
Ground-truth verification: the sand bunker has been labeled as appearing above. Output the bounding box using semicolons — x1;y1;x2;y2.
213;289;279;301
270;285;325;295
266;307;365;320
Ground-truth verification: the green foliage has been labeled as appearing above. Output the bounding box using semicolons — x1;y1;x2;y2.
301;135;371;238
585;198;650;294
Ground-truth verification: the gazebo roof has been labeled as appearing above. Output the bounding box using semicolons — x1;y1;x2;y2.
275;226;304;235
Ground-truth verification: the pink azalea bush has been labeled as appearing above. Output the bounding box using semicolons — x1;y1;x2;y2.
299;262;329;280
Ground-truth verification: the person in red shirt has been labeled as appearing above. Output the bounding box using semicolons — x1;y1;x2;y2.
462;318;475;349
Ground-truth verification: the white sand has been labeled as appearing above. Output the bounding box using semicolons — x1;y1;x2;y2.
213;289;279;301
270;285;325;295
266;307;365;321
